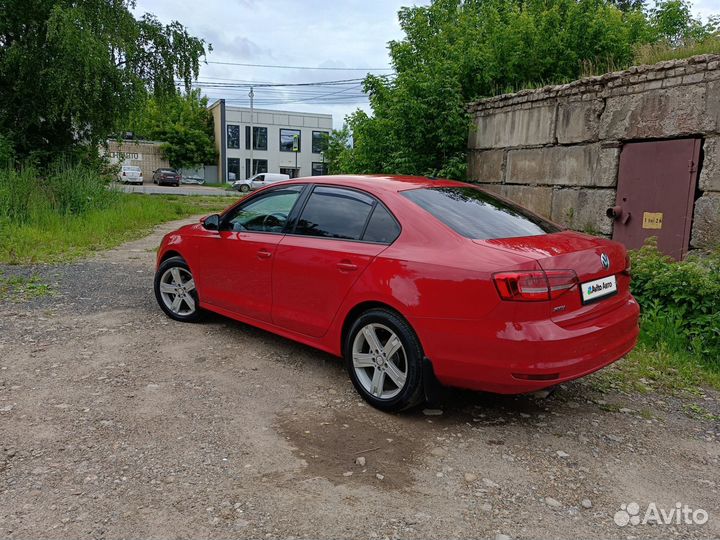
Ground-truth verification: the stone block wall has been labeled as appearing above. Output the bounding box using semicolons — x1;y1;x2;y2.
468;54;720;248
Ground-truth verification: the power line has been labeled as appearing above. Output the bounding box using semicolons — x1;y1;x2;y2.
207;60;393;71
191;77;370;88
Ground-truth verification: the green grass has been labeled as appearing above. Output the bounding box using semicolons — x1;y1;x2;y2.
634;37;720;65
589;344;720;397
0;272;53;301
0;193;239;264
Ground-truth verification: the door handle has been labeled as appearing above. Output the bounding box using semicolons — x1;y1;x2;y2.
337;260;358;272
257;248;272;260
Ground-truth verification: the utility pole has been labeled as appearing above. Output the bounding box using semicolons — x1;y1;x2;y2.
293;134;299;175
249;86;254;178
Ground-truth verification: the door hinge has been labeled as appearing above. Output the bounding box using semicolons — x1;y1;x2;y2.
689;160;697;174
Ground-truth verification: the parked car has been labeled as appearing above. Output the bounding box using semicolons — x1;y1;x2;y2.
117;165;143;184
181;176;205;185
232;173;289;193
154;175;639;412
152;168;181;186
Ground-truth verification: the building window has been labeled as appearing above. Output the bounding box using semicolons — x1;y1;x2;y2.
311;162;328;176
245;159;269;178
280;129;301;152
245;126;268;151
312;131;329;154
227;125;240;149
227;158;241;181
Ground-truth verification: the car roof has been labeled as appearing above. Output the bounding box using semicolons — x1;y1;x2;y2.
277;174;466;193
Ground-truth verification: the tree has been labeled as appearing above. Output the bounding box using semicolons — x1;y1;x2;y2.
343;0;658;179
608;0;646;13
128;89;216;169
0;0;208;163
649;0;716;46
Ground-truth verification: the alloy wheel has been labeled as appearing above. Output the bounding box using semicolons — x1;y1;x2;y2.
159;266;196;316
352;323;408;399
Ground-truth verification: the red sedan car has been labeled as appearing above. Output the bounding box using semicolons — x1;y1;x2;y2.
154;175;639;411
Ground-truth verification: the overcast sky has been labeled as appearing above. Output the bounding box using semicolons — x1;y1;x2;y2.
133;0;720;129
132;0;428;128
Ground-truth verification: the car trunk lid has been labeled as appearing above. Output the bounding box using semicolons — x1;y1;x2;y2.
475;231;630;323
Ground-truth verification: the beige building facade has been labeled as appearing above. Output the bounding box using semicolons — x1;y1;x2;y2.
104;140;170;181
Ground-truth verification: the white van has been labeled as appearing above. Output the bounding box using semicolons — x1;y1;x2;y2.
232;173;290;193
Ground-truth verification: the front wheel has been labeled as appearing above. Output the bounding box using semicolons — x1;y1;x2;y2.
344;308;424;412
239;184;250;193
154;256;201;322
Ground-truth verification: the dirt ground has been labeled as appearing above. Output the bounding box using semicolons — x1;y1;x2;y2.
1;217;718;539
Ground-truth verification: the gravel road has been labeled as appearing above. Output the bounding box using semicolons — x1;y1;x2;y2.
1;217;718;539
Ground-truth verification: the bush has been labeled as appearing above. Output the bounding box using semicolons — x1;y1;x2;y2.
0;163;116;223
630;238;720;367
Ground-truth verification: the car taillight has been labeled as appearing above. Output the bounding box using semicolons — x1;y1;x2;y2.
493;270;578;302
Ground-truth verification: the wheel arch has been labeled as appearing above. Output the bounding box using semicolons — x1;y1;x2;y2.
159;250;184;264
340;300;419;355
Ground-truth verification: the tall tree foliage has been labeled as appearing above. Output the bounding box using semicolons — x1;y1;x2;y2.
333;0;713;179
128;89;216;169
0;0;208;163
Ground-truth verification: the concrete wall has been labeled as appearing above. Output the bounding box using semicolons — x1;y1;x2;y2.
468;54;720;249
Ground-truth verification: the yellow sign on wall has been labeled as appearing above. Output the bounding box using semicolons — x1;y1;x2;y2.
642;212;663;230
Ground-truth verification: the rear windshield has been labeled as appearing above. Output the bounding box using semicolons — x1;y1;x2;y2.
402;187;561;239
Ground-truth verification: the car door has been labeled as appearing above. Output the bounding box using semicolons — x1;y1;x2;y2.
272;186;397;337
197;184;305;322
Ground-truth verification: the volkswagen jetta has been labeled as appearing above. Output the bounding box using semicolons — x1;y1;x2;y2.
154;175;640;411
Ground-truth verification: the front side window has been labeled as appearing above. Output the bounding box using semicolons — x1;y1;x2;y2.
402;187;561;239
312;131;329;154
280;129;301;152
227;125;240;149
245;126;268;151
225;185;304;233
294;187;374;240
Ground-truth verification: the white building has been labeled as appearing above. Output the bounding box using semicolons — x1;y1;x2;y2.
209;100;332;183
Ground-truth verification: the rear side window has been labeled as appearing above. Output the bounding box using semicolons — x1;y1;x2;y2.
402;187;560;239
295;187;374;240
363;204;401;244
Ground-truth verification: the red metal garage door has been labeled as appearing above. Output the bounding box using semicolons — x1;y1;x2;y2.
610;138;701;260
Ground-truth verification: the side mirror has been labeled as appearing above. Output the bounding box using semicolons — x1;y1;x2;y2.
202;214;220;231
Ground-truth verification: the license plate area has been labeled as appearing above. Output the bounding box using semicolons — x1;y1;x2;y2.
580;275;617;304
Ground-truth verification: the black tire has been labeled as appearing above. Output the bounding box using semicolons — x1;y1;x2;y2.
154;256;202;323
344;308;425;412
239;184;250;193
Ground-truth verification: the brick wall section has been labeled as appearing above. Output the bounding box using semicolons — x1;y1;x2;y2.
467;54;720;248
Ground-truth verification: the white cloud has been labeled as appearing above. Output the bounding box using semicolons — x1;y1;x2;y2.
133;0;429;128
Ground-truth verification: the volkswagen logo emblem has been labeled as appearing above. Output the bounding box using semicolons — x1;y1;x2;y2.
600;253;610;270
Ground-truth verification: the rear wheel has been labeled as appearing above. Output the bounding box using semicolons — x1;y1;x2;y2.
344;308;424;412
154;256;201;322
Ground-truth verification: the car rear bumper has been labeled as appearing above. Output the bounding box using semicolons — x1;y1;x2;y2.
413;295;640;394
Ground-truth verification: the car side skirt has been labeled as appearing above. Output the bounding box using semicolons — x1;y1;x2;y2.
198;301;340;358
